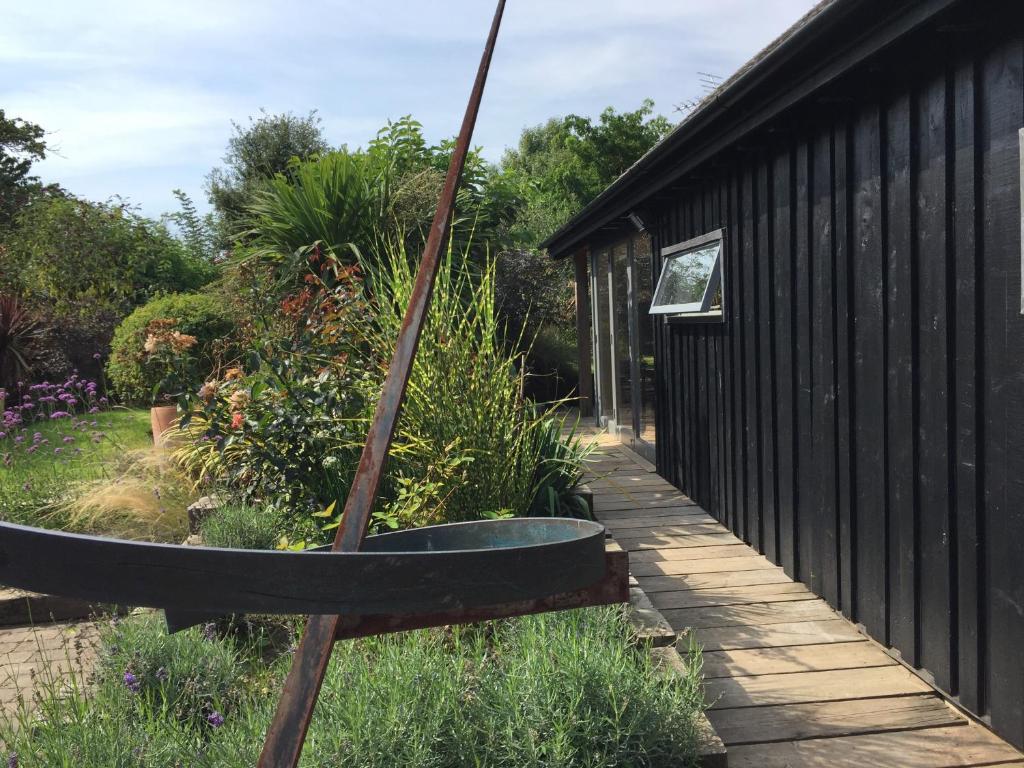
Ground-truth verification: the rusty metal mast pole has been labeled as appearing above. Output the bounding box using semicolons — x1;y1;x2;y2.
257;2;507;764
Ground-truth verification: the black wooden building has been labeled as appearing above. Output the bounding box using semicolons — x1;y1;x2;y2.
543;0;1024;750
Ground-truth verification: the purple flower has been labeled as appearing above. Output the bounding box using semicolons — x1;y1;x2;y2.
201;623;217;641
49;411;70;419
25;445;37;455
8;751;18;768
155;666;169;682
62;436;75;444
93;353;102;360
54;447;63;455
123;671;141;693
206;711;225;728
88;407;100;414
0;432;5;440
14;435;24;444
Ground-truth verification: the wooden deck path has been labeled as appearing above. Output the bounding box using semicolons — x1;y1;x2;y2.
579;433;1024;768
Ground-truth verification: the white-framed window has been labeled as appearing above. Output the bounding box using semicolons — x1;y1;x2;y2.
649;229;724;317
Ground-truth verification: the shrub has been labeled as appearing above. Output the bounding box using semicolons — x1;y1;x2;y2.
107;293;236;404
0;294;42;392
200;503;296;550
3;195;216;317
174;240;591;537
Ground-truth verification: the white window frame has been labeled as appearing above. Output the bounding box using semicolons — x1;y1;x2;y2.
649;229;724;316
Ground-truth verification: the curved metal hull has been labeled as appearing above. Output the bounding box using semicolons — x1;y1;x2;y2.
0;518;607;617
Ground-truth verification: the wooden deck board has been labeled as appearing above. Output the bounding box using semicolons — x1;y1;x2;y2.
649;582;815;610
701;641;895;678
577;438;1023;766
633;568;793;593
704;665;933;709
631;555;777;577
662;599;839;630
726;724;1023;767
709;694;962;745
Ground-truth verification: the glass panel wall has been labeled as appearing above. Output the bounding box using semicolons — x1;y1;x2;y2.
593;248;614;423
632;233;657;456
611;241;632;437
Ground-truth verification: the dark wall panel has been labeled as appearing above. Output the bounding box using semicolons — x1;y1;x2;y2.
641;28;1024;750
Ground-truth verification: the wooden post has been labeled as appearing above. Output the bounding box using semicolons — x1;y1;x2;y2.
573;247;594;417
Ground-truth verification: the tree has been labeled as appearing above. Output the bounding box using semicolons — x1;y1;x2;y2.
206;109;330;243
493;100;672;399
163;189;219;264
500;99;672;247
0;110;50;232
4;195;215;316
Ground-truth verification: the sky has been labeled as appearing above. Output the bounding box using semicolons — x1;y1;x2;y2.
2;0;816;220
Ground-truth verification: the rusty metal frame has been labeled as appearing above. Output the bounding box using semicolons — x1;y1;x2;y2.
257;3;511;763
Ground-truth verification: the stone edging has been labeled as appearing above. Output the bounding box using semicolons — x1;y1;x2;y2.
627;564;728;767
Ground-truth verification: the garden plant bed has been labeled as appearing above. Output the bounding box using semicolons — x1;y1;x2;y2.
0;606;708;766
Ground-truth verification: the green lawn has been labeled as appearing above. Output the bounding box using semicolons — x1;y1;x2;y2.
0;408;193;539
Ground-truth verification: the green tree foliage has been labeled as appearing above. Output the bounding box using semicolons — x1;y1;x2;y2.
206;110;330;242
233;116;519;302
493;100;671;399
164;189;219;264
500;99;672;247
0;110;51;232
3;195;216;317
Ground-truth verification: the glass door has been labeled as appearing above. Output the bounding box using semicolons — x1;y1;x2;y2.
590;237;656;461
631;233;656;463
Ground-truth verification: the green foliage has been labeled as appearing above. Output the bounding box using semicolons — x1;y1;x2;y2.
107;293;236;404
1;608;704;767
200;502;306;551
2;195;216;317
0;408;153;530
500;100;672;246
206;109;330;243
163;189;219;264
242;151;385;284
363;241;592;526
96;612;250;733
0;109;51;232
175;239;590;535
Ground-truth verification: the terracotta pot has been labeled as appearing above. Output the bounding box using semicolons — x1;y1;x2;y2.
150;404;178;448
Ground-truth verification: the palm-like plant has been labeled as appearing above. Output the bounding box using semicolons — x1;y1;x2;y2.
0;295;42;393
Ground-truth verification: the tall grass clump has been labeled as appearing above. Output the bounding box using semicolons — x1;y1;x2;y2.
363;240;592;526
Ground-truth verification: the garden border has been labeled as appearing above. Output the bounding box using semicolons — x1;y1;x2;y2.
627;561;729;767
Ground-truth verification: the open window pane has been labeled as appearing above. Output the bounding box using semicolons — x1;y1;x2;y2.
649;239;722;315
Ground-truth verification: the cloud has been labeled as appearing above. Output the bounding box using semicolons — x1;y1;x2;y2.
1;0;817;217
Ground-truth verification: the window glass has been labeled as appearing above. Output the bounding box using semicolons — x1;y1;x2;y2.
650;241;721;313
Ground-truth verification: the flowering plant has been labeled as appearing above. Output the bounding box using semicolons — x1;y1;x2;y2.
141;318;199;403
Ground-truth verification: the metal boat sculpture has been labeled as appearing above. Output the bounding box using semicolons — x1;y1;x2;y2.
0;2;629;764
0;517;611;621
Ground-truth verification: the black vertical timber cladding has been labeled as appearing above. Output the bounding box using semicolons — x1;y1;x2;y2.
634;21;1022;748
757;159;779;564
885;88;918;666
773;146;798;578
795;140;814;587
952;55;981;716
812;127;839;607
834;117;855;617
916;70;953;693
980;38;1024;747
742;166;762;550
